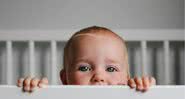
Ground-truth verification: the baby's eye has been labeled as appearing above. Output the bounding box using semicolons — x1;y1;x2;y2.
106;66;118;72
78;66;91;72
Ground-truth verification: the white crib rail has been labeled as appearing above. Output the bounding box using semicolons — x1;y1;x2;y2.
0;85;184;99
6;41;13;85
51;40;57;84
29;40;35;77
164;41;170;84
0;29;184;41
0;29;184;85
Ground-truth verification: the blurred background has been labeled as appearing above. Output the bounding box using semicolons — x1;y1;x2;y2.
0;0;184;85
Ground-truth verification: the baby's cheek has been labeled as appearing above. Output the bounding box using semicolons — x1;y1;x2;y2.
71;72;91;85
108;73;128;85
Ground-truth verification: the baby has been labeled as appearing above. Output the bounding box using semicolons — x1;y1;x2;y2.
17;26;156;92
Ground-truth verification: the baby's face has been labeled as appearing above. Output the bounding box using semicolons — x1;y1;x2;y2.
66;34;128;85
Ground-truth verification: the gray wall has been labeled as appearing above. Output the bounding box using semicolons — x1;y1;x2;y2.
0;0;184;30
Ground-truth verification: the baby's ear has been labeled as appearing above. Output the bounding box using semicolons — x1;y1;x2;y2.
60;69;67;85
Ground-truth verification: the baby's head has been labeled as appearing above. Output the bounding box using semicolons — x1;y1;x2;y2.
60;26;130;85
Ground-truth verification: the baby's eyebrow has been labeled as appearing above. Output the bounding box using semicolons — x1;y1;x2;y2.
72;58;91;64
105;58;124;68
105;58;121;64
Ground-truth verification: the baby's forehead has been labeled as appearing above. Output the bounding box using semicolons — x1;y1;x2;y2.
68;31;127;55
68;31;127;59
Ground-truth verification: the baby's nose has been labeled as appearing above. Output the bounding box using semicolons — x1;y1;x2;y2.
91;74;105;83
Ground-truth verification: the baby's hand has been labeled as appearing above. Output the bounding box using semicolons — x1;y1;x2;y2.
17;76;48;92
128;76;156;92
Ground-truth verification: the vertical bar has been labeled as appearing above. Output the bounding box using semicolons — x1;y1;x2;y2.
164;41;170;84
51;41;57;85
141;41;147;76
6;41;13;85
29;41;35;77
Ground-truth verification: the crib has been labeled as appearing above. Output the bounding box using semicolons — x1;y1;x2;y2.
0;29;184;99
0;29;184;85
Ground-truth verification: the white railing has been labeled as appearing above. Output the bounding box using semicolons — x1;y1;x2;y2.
0;85;184;99
0;29;184;85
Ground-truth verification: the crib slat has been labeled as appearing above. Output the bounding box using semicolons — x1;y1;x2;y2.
29;41;35;77
164;41;170;84
141;41;147;76
51;41;57;84
6;41;13;85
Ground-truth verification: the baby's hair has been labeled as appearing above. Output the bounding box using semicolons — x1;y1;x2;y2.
63;26;130;78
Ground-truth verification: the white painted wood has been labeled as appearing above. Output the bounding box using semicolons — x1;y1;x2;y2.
141;41;147;76
51;41;57;85
0;86;184;99
6;41;13;85
0;29;183;41
29;41;35;77
164;41;170;84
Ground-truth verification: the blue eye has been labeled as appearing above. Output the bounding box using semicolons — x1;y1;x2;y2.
78;66;91;72
106;67;117;72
